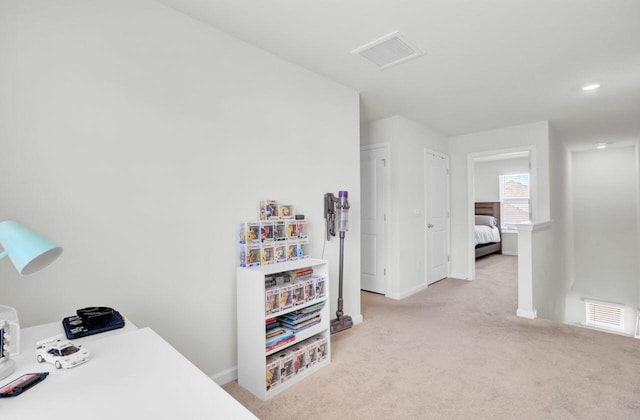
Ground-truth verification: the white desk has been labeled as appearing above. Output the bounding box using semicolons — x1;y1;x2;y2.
1;321;257;419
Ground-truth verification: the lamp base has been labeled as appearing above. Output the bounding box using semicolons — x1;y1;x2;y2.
0;359;16;382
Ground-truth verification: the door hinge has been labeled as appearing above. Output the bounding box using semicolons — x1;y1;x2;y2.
384;214;387;221
447;256;450;262
384;268;386;275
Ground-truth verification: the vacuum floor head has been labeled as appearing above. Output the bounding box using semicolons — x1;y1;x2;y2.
330;315;353;335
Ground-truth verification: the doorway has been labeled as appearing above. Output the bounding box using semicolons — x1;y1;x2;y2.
468;147;535;280
360;144;390;295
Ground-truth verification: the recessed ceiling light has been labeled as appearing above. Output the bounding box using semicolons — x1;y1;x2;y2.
582;83;601;91
595;142;613;149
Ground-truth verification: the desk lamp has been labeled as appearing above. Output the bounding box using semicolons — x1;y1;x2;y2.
0;221;63;381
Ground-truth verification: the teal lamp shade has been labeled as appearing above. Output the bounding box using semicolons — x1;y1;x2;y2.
0;221;63;275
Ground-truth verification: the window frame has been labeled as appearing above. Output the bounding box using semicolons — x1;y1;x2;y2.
499;172;531;230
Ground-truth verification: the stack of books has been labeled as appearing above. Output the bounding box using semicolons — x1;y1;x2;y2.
266;318;294;352
276;302;323;333
289;267;313;277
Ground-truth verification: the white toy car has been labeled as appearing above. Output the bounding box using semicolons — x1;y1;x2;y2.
35;335;90;369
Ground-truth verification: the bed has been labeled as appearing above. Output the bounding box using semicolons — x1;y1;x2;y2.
475;202;502;259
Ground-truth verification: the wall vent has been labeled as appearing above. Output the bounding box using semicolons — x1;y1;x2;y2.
585;299;625;332
351;31;423;70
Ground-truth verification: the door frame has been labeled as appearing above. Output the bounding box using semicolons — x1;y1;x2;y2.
424;149;450;285
360;143;392;296
467;145;537;280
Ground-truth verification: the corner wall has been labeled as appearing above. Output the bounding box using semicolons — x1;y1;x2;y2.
0;0;361;380
361;116;448;298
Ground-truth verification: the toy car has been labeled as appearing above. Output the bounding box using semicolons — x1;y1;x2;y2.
35;335;90;369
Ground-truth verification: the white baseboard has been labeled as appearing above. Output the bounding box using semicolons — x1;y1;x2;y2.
516;308;537;319
449;272;471;281
211;366;237;385
501;251;518;256
386;283;427;300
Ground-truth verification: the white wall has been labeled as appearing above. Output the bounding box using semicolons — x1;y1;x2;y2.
564;144;640;334
474;157;530;202
361;116;448;298
449;121;550;280
0;0;361;380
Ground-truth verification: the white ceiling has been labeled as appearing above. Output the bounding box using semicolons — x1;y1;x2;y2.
158;0;640;145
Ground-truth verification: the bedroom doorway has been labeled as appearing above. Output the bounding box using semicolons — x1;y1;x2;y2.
470;148;533;280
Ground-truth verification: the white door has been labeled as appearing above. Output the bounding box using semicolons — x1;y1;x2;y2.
425;150;449;284
360;145;389;294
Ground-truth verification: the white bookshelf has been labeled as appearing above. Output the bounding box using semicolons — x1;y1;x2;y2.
237;258;331;400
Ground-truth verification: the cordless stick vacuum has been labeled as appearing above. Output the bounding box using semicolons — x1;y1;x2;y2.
325;191;354;334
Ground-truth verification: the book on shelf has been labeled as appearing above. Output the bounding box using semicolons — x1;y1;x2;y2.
278;316;321;333
266;335;295;352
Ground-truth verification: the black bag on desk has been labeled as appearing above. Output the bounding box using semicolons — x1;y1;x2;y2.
62;307;125;339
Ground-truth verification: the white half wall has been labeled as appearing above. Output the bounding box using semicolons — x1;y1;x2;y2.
361;116;448;299
0;0;361;379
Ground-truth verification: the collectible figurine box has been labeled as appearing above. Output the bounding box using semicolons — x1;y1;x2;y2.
285;220;298;239
304;277;316;302
261;243;275;265
275;204;294;220
260;220;275;242
314;275;326;298
279;351;296;382
316;336;329;362
239;222;261;244
274;243;287;263
279;284;293;311
305;340;318;367
297;220;308;239
260;200;277;221
292;345;307;375
265;286;281;315
286;241;298;262
292;281;306;307
274;220;287;241
297;239;309;259
240;244;261;267
265;355;281;391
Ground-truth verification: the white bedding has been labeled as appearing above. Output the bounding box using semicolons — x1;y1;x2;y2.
474;225;501;245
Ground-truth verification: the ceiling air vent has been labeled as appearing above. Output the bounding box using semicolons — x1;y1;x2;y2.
351;31;423;70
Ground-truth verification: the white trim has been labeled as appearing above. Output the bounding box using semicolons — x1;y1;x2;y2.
501;251;518;256
360;143;392;297
449;272;471;281
516;308;537;319
211;366;237;385
468;146;537;281
515;220;553;232
386;282;427;300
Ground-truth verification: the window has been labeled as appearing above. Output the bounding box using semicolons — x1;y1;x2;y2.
499;173;530;229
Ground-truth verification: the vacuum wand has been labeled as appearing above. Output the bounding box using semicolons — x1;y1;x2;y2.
325;190;353;334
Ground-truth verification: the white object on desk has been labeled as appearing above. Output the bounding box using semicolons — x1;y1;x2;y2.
1;322;257;419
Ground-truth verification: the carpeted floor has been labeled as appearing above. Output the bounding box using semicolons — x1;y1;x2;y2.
223;255;640;419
